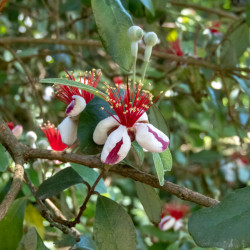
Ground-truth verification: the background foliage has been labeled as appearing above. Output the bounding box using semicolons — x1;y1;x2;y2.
0;0;249;249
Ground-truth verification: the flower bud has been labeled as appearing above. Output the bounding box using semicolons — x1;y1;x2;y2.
144;32;159;62
26;131;37;148
144;32;159;46
128;26;143;42
26;131;37;144
128;26;144;57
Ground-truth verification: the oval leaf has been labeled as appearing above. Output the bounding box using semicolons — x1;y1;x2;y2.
94;196;137;250
135;182;162;223
92;0;134;71
0;198;26;249
188;186;250;249
159;148;172;172
0;143;10;172
36;166;106;199
17;227;48;250
152;153;165;186
40;78;107;100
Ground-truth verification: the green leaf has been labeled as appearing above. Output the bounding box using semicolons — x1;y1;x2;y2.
78;97;114;154
159;148;172;172
0;143;10;172
140;0;155;15
92;0;134;71
36;167;83;199
0;198;26;249
40;78;107;100
71;163;107;193
135;182;162;223
36;166;106;199
140;225;179;243
152;153;165;186
188;186;250;249
220;22;249;67
131;141;144;166
17;227;48;250
73;235;97;250
94;196;137;250
149;104;169;136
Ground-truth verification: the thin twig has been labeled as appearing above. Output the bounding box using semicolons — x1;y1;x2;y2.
69;170;105;227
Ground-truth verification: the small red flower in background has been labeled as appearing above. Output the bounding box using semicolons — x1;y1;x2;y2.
40;121;67;151
113;76;123;86
232;152;249;166
167;39;183;57
209;21;221;35
159;203;189;231
7;122;23;138
54;69;102;105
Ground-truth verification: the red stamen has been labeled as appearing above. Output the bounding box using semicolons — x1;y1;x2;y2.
54;69;102;105
40;121;67;151
103;79;162;128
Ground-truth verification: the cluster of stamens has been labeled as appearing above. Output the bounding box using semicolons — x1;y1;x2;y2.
102;78;162;128
54;69;102;105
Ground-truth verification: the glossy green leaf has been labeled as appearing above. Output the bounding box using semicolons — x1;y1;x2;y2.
71;163;107;193
0;198;26;249
220;22;249;67
152;153;165;186
17;227;48;250
159;148;172;172
40;78;107;100
92;0;134;71
135;182;162;223
0;143;10;172
36;166;106;199
140;0;155;15
73;235;96;250
78;97;114;154
189;186;250;249
36;167;83;199
94;196;137;250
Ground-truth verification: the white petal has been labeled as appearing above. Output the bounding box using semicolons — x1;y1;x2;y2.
174;219;183;231
58;117;78;145
134;123;169;152
101;125;131;165
12;125;23;138
159;216;176;231
137;112;148;122
66;95;86;117
93;116;120;145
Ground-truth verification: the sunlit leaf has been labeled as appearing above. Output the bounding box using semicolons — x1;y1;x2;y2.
152;152;165;186
92;0;134;71
40;78;107;100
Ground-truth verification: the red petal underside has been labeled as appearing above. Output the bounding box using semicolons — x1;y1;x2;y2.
105;139;123;164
